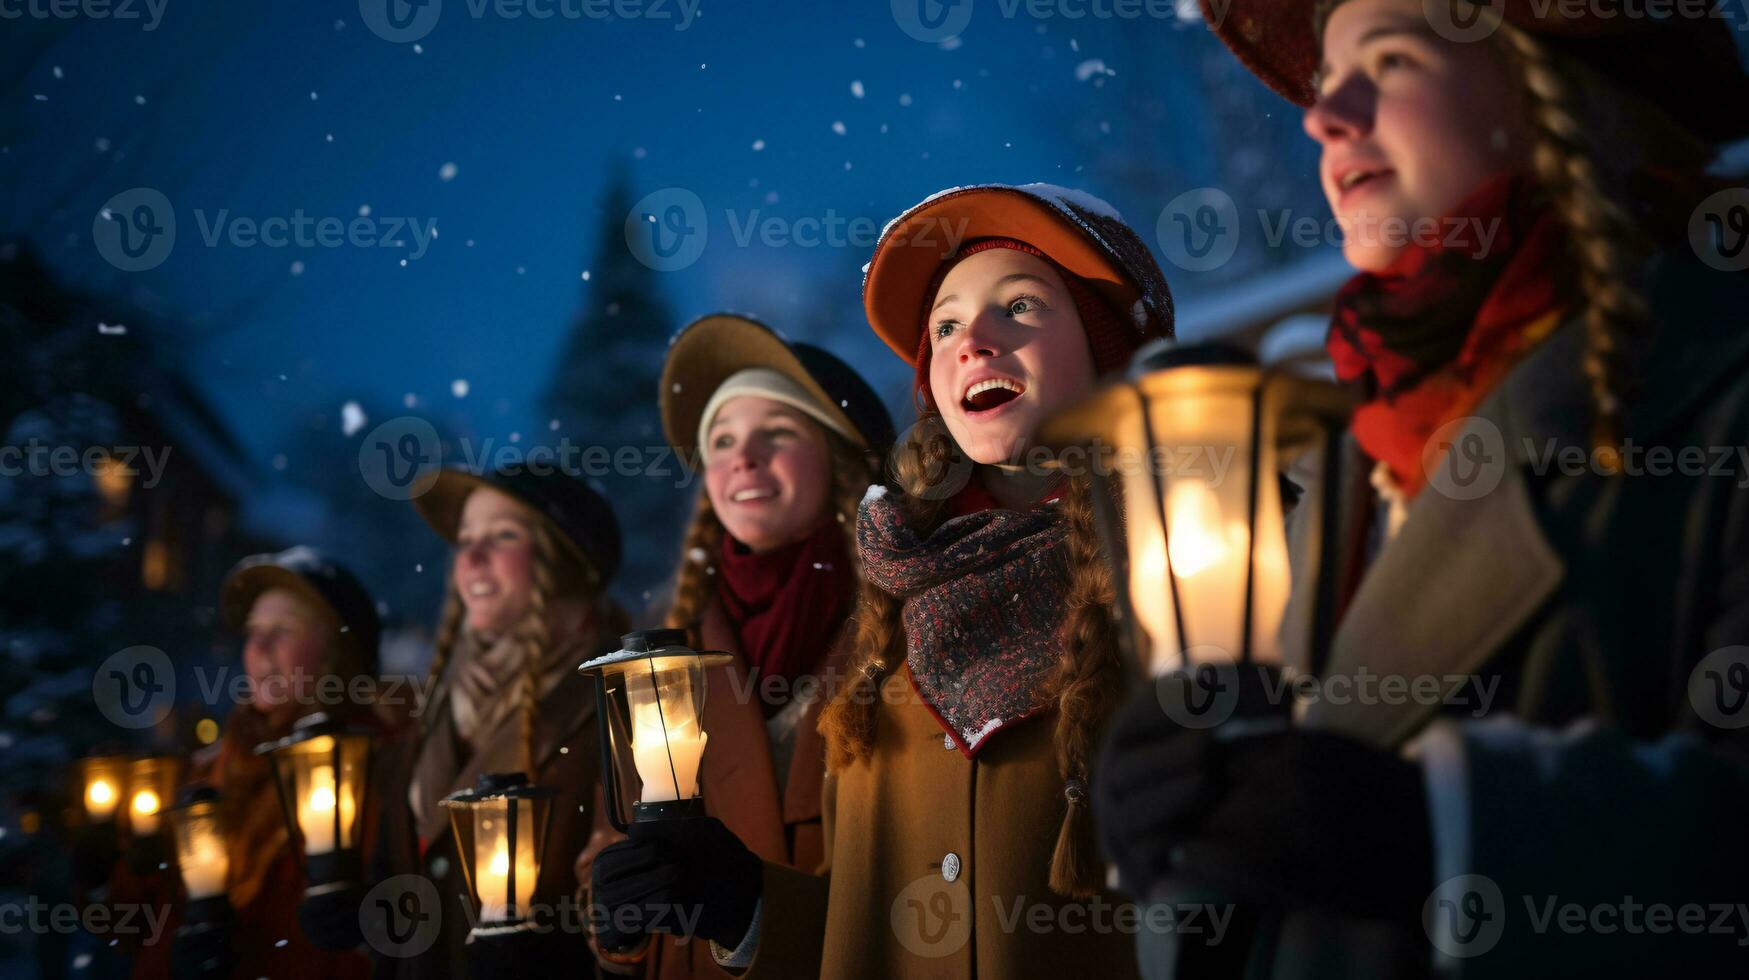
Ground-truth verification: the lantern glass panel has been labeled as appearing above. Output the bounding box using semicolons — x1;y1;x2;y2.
269;732;367;855
443;783;553;926
79;756;128;823
622;658;709;803
126;756;180;838
168;798;229;900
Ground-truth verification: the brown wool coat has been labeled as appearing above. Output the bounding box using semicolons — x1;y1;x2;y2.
743;663;1142;980
371;664;603;980
575;598;847;980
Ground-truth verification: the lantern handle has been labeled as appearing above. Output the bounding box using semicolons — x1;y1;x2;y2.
594;677;630;835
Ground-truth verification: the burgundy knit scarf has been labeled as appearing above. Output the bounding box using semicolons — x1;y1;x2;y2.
717;520;855;716
858;488;1070;756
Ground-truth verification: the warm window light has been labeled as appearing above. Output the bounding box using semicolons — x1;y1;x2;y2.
78;755;129;823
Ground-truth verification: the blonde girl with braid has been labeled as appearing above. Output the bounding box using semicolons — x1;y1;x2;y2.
580;314;893;980
357;467;627;980
589;185;1177;980
1093;0;1749;975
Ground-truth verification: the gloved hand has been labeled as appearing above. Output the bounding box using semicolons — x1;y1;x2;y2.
589;816;762;952
297;885;364;951
171;921;236;979
1096;668;1432;926
465;924;582;979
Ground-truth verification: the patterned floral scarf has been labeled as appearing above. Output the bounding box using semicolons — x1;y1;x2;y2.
858;488;1070;755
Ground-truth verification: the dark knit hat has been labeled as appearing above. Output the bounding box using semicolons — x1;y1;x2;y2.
912;237;1143;411
221;547;381;676
413;466;622;590
1203;0;1749;145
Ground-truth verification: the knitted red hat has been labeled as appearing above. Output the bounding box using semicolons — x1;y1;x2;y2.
913;237;1138;411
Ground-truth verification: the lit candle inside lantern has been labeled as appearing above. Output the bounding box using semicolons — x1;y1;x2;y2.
86;777;120;821
297;764;355;855
473;811;538;922
626;664;707;803
181;835;229;900
130;788;162;836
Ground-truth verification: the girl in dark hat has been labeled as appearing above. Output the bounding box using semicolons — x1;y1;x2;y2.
125;547;386;980
363;468;629;979
580;314;892;979
1097;1;1749;975
591;184;1175;979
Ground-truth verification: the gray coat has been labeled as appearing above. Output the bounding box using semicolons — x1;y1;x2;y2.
1175;250;1749;978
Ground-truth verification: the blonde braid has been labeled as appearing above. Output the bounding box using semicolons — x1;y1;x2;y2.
1500;23;1652;472
422;589;467;722
662;491;726;645
512;523;561;775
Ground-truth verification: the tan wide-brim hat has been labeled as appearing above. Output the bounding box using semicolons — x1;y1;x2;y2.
659;314;895;469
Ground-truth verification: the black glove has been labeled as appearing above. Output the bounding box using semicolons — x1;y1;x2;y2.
171;921;236;979
464;925;582;979
1097;669;1432;925
297;885;365;951
590;817;762;951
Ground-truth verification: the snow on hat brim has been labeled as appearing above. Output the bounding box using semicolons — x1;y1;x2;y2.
864;184;1170;366
661;314;876;469
1202;0;1749;144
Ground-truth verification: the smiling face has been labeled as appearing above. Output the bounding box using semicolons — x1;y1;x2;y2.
1307;0;1533;271
703;395;833;554
453;486;539;638
926;247;1097;465
243;587;333;708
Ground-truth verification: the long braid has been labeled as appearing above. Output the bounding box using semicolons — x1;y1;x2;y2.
1500;23;1652;472
511;523;561;775
662;491;726;644
821;412;956;768
422;589;467;721
1046;474;1126;897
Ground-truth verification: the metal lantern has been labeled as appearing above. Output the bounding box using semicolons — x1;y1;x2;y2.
77;754;130;824
255;712;371;893
577;629;731;831
441;772;555;927
1042;341;1352;677
165;785;231;913
125;755;181;839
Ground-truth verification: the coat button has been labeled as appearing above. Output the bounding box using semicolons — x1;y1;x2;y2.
943;732;955;750
941;852;962;883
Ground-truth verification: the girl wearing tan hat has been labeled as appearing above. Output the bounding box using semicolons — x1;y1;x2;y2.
1097;1;1749;975
591;184;1176;979
581;314;892;978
